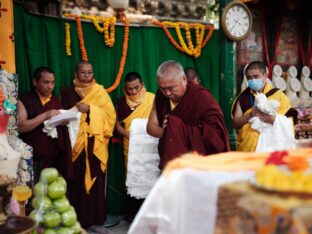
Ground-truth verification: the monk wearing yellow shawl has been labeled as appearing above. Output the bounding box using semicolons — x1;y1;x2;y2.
60;61;116;230
115;72;154;221
232;61;292;152
116;72;155;165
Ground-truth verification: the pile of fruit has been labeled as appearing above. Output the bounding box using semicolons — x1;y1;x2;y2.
29;168;81;234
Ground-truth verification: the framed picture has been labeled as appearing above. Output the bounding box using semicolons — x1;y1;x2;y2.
276;16;299;66
237;8;264;65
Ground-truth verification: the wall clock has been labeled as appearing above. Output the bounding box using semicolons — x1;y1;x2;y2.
221;0;252;41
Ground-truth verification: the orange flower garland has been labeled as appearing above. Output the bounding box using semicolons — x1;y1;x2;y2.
62;15;88;61
106;17;129;93
64;14;129;93
153;20;214;58
64;23;72;56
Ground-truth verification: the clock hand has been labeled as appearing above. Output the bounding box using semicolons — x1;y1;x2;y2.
230;20;238;32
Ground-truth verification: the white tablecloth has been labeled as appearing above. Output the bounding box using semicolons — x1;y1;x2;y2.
128;169;254;234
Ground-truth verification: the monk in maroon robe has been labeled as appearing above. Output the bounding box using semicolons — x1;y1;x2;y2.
18;67;73;182
147;61;230;169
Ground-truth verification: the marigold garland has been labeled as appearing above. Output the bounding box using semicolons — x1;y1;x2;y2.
103;17;116;47
153;20;214;58
80;15;116;47
64;14;129;93
64;23;72;56
71;15;88;61
106;17;129;93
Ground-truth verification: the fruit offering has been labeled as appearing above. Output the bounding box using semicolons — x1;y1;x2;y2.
29;168;81;234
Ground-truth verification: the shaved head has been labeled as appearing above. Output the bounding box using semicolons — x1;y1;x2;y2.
156;60;185;81
156;60;187;104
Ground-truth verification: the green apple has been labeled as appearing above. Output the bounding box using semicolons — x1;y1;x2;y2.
57;227;74;234
44;229;57;234
34;182;48;197
32;196;52;210
48;181;66;199
71;221;81;234
67;206;75;213
43;212;61;228
29;209;42;223
40;168;59;184
61;209;77;227
56;176;67;189
53;197;70;213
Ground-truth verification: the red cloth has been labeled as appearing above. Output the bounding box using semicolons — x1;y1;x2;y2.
156;82;230;169
0;110;9;133
19;91;73;179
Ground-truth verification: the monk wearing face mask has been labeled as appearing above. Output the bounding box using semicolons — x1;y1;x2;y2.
231;61;292;152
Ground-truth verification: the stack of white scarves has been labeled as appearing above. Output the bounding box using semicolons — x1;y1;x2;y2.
126;118;160;199
249;93;296;152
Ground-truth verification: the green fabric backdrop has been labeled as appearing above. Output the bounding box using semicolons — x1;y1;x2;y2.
14;3;222;215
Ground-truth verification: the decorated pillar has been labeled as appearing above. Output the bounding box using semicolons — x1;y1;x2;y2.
0;0;15;73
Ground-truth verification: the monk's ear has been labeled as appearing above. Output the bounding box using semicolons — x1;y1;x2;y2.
32;78;37;87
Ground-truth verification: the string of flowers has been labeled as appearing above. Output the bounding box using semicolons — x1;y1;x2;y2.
152;20;214;58
63;14;90;61
103;17;116;47
76;16;88;61
106;17;130;93
80;15;116;47
82;15;105;33
64;23;72;56
63;14;129;93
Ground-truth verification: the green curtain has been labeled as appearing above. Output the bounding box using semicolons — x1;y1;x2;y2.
14;3;221;215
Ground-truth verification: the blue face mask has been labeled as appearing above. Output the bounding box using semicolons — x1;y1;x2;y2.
247;79;264;91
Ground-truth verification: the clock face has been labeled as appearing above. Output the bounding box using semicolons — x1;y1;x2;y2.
222;1;252;41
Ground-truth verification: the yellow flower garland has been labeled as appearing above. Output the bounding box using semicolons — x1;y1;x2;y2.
153;20;213;58
64;23;72;56
64;13;129;93
103;17;116;47
163;21;205;58
79;15;116;47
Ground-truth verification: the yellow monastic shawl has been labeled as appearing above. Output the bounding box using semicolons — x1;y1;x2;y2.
73;83;116;193
122;92;154;164
232;84;291;152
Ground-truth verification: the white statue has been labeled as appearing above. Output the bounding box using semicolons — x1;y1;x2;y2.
299;66;312;107
285;66;301;108
272;65;286;91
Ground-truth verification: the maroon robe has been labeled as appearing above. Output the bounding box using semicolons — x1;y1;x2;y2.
155;82;230;169
116;96;133;122
60;86;107;228
19;90;73;179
